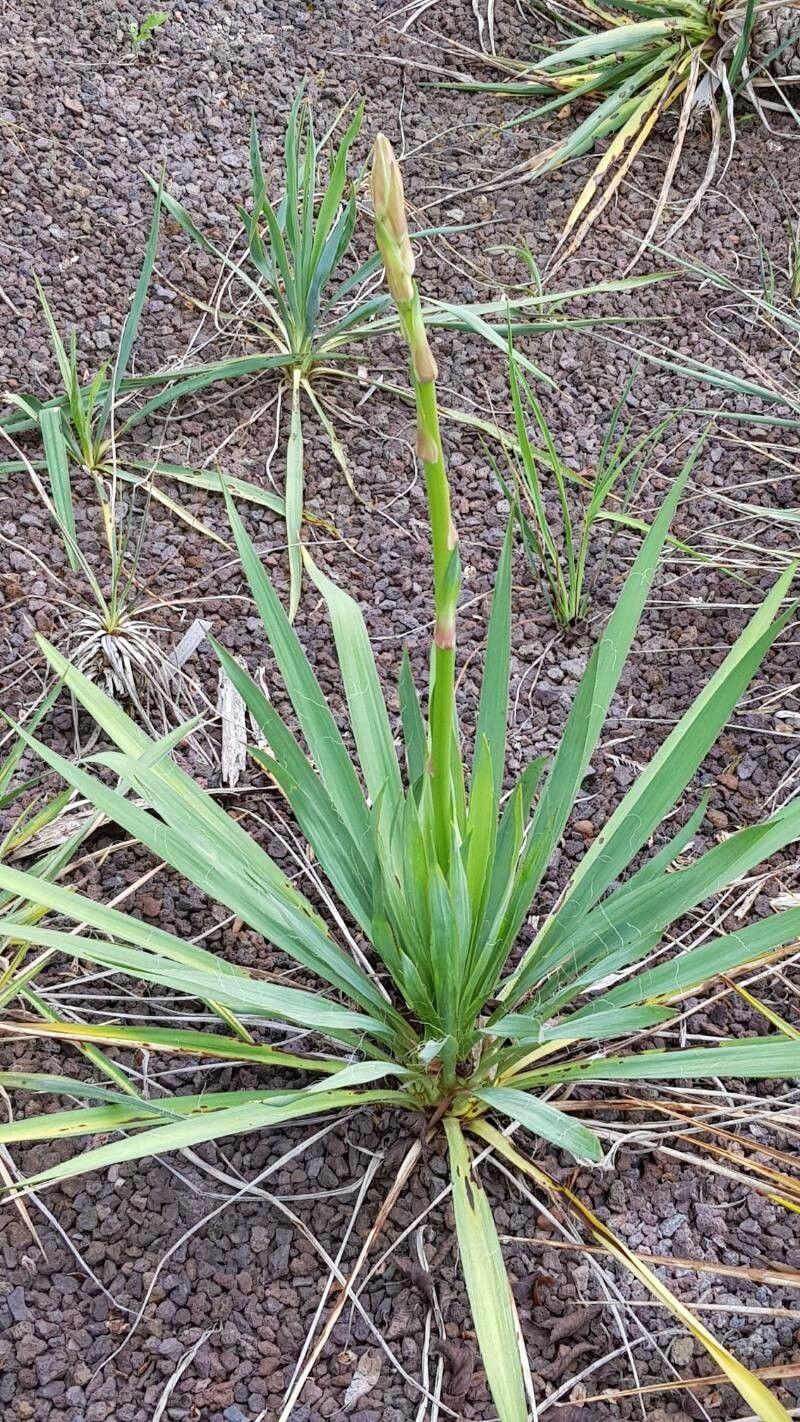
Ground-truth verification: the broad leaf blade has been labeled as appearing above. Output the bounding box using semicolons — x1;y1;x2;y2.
223;491;370;838
304;551;402;808
518;1038;800;1086
500;439;699;1003
286;372;304;620
39;408;78;570
5;1089;404;1196
444;1116;530;1422
476;1085;602;1162
542;569;796;947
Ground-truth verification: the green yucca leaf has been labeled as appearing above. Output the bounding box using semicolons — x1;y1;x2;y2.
473;522;513;801
444;1117;530;1422
4;1089;405;1196
0;1087;293;1144
98;180;162;434
10;722;387;1022
211;639;374;931
534;569;795;957
304;551;403;808
529;795;800;1012
492;1003;673;1046
474;1086;603;1162
398;647;427;787
39;407;79;571
497;438;700;1006
306;100;364;286
0;918;391;1046
223;488;371;839
600;906;800;1009
0;1018;342;1075
516;1038;800;1087
286;371;304;619
538;17;701;69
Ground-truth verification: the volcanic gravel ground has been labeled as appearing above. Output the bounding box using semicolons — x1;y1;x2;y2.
1;2;800;1419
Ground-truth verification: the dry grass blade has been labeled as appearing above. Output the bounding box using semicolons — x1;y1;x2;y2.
500;1234;800;1290
579;1362;800;1406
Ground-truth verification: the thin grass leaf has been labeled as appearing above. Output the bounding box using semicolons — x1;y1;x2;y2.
98;183;162;434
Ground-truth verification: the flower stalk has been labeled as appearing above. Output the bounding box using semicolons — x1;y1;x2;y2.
371;135;461;872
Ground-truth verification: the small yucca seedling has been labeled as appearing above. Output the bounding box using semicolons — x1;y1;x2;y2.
498;350;671;625
0;187;286;540
1;196;168;503
4;423;200;743
2;138;800;1421
0;193;271;736
441;0;800;261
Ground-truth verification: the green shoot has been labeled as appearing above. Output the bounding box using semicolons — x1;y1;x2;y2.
128;10;168;52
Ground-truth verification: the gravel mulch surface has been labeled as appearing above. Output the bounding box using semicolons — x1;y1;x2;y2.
1;2;799;1420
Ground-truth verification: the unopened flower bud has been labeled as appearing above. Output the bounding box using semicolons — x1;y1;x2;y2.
371;134;415;304
412;330;438;384
417;428;439;465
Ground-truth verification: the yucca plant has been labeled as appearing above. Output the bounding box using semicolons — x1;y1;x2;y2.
0;187;286;537
439;0;800;262
5;420;205;741
0;705;133;1100
2;138;800;1421
500;351;673;623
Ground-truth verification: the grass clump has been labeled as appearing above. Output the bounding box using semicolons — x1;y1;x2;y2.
1;137;799;1422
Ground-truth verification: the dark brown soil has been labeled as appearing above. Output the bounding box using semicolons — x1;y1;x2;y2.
1;2;800;1420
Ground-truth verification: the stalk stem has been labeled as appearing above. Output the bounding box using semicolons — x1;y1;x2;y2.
371;133;461;876
399;298;461;873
